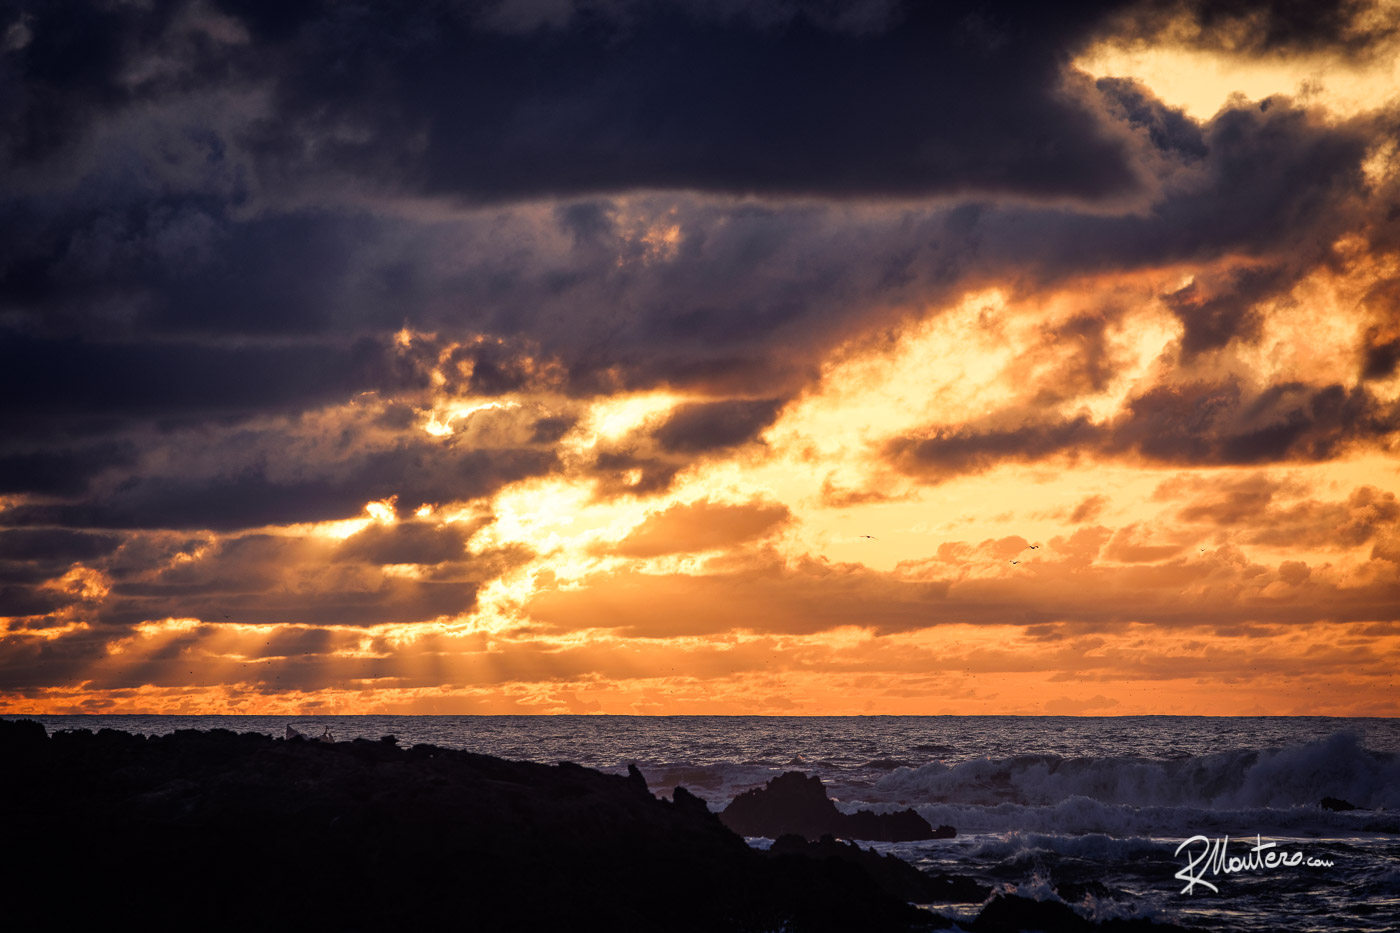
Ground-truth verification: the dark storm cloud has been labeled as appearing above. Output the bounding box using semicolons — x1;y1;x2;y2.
575;397;787;498
1362;330;1400;380
6;0;1390;197
2;0;1140;202
335;519;481;566
589;447;683;498
1161;264;1293;358
0;84;1380;413
0;442;136;495
0;332;420;445
1;443;556;530
0;623;114;689
440;341;540;396
515;95;1378;394
1115;380;1398;464
1094;77;1207;161
0;0;1384;347
0;526;122;593
0;528;120;562
249;626;334;660
887;417;1101;478
100;578;478;627
1046;313;1117;396
960;99;1376;285
1165;474;1400;548
0;203;385;338
529;415;576;443
0;583;79;616
0;1;1366;371
888;379;1400;479
652;398;787;452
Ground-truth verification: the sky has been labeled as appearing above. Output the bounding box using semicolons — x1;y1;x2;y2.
1;0;1398;716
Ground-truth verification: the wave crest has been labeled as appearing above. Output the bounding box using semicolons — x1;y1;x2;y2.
875;732;1399;810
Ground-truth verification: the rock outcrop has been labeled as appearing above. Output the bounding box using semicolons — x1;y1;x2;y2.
768;834;988;904
721;771;955;842
0;720;938;932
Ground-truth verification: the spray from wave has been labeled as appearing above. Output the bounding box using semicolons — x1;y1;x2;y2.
872;732;1399;810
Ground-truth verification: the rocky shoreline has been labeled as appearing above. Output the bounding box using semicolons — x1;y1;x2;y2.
0;720;1197;932
720;770;957;842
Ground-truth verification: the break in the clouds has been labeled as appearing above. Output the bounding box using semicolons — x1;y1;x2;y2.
2;0;1398;715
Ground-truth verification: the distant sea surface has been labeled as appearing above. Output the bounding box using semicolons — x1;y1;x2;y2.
12;714;1400;932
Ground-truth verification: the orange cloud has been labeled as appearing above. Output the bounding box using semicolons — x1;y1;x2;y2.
607;499;791;558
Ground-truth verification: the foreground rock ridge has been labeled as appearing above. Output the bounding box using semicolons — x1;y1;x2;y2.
0;721;1200;933
1;720;934;932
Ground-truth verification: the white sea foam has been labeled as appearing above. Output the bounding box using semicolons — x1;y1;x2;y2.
966;831;1164;862
985;872;1179;926
908;797;1383;837
872;732;1399;811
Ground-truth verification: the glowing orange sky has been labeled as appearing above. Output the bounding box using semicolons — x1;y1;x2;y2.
2;0;1399;715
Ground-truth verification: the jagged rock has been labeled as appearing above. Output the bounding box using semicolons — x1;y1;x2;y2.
671;784;715;819
627;762;650;795
0;717;46;750
0;720;944;933
769;834;988;904
1320;796;1358;811
847;808;956;841
720;771;951;842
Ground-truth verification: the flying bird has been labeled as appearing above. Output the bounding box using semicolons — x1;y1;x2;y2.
860;535;877;539
1009;560;1020;565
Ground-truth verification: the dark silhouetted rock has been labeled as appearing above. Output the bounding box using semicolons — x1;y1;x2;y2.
972;893;1198;933
0;722;947;933
721;771;951;842
627;761;650;794
769;834;989;904
1057;879;1116;903
0;717;46;750
973;893;1091;932
671;784;715;819
1321;796;1358;811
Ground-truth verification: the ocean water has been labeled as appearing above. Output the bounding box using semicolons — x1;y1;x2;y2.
12;715;1400;932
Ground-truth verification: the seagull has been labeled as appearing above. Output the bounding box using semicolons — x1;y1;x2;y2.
860;535;878;539
1027;544;1039;550
1009;560;1020;565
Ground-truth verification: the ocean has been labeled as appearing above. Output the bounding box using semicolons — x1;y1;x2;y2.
11;715;1399;932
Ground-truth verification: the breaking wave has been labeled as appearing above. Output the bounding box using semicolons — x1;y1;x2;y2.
872;732;1399;811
